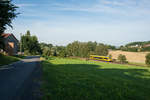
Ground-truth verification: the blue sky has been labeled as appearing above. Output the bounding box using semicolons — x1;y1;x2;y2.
6;0;150;46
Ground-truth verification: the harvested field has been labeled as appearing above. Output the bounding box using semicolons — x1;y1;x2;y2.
109;50;150;64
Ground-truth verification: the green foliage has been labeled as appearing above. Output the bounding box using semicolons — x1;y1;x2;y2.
66;41;108;57
126;41;144;47
42;57;150;100
21;30;41;55
122;41;150;52
119;46;128;51
53;50;57;56
119;46;139;52
106;45;116;50
142;47;150;51
40;42;53;57
0;35;5;50
95;43;108;56
40;41;108;58
0;0;18;49
24;50;31;55
0;0;18;33
26;30;31;36
57;46;67;57
118;54;128;64
0;53;20;66
145;53;150;66
42;47;51;57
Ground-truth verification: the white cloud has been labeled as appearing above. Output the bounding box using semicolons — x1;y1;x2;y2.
7;0;150;46
7;19;150;46
47;0;150;17
16;4;36;7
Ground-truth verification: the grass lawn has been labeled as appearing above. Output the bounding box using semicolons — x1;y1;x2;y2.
0;54;22;66
42;57;150;100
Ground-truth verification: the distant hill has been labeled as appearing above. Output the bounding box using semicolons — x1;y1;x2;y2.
120;41;150;52
126;41;150;47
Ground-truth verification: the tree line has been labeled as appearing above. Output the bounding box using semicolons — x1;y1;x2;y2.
20;30;41;55
40;41;112;58
119;41;150;52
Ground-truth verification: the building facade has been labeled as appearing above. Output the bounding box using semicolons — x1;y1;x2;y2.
1;33;19;55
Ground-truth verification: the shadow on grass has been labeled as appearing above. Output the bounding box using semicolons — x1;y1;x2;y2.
42;60;150;100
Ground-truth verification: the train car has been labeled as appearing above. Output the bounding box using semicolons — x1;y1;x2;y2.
90;55;112;62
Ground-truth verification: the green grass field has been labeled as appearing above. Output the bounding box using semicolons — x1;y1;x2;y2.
42;57;150;100
0;54;22;66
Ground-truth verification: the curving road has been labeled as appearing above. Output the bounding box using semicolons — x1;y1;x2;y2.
0;56;41;100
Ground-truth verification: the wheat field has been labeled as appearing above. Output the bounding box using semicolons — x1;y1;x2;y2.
109;50;150;64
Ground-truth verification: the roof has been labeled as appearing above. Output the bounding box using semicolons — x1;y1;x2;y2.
144;44;150;47
90;55;109;57
1;33;18;42
1;33;12;38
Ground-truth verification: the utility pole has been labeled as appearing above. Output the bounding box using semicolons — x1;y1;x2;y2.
20;33;22;55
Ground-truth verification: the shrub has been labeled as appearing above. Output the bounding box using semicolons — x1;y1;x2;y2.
24;50;31;55
145;53;150;66
118;54;128;64
42;47;51;57
59;50;67;57
108;54;112;59
53;50;57;56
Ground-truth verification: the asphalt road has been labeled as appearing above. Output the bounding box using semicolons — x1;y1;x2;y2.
0;56;42;100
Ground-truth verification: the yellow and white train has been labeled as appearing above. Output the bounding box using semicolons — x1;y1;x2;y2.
90;55;112;62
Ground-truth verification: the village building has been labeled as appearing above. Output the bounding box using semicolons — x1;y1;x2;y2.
144;44;150;48
1;33;19;55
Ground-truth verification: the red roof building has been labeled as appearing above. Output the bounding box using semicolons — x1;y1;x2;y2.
1;33;19;55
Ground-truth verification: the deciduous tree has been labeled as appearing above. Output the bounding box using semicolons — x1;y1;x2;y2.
0;0;18;49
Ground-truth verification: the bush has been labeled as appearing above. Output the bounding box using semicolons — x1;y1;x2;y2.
145;53;150;66
118;54;128;64
24;50;31;55
42;47;51;57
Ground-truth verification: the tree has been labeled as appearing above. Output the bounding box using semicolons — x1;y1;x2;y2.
21;30;41;55
53;50;57;56
39;42;53;56
145;53;150;66
107;45;116;50
95;43;108;56
0;0;18;49
78;42;90;57
118;54;128;64
66;43;73;56
66;41;109;58
26;30;30;36
0;0;18;33
42;47;51;57
59;48;67;57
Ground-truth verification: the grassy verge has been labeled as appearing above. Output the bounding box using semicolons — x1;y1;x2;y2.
0;54;23;66
13;55;26;59
128;62;147;67
42;57;150;100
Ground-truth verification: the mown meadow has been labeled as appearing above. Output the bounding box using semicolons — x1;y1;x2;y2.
42;57;150;100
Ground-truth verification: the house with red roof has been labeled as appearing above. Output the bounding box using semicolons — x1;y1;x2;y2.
1;33;19;55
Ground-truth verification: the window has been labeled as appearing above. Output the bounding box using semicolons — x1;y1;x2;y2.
94;57;102;59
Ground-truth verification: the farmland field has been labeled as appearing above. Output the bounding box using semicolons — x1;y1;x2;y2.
42;57;150;100
109;50;150;64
